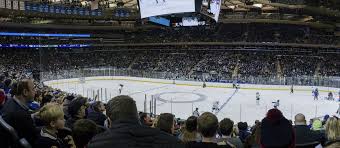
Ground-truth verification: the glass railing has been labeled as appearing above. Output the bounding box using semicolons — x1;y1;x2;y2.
41;68;340;88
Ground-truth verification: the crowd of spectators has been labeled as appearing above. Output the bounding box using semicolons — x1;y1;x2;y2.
0;47;339;148
128;24;340;45
0;74;339;148
1;48;340;83
1;24;339;45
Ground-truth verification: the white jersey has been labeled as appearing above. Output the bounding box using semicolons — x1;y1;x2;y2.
256;93;260;100
118;86;123;94
193;110;200;117
213;101;219;110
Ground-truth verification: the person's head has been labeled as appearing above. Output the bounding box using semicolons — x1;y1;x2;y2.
195;108;198;111
255;120;260;125
265;108;284;124
41;94;53;107
4;79;11;87
139;112;153;126
323;115;330;123
106;95;138;124
92;101;105;113
312;119;322;131
261;109;293;147
197;112;218;138
156;113;175;134
38;103;65;130
237;122;248;131
72;119;98;148
252;122;262;143
219;118;234;136
185;116;198;133
16;79;35;102
294;113;306;125
325;117;340;141
151;116;159;128
68;97;88;119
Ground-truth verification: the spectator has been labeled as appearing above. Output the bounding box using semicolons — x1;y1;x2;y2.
41;94;53;107
244;122;261;148
323;115;330;126
218;118;243;148
87;101;107;126
0;79;38;145
65;97;88;129
0;89;6;110
323;117;340;147
88;95;184;148
35;103;70;148
151;115;159;128
156;113;175;135
63;95;75;119
312;119;324;132
139;112;153;127
186;112;232;148
260;109;295;148
3;79;12;94
72;119;99;148
294;113;324;145
178;116;202;143
237;122;250;143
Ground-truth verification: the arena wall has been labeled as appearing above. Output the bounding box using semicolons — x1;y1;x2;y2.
44;76;339;93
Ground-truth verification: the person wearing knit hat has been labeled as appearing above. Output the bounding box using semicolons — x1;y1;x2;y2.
312;119;324;132
65;97;88;129
260;109;295;148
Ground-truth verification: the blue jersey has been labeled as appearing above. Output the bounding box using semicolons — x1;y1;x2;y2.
313;90;319;96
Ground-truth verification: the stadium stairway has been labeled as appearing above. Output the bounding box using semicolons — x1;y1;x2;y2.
314;62;321;77
188;58;207;76
128;54;142;70
276;59;283;78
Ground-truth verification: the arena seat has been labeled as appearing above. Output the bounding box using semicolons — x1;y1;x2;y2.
0;115;32;148
296;141;320;148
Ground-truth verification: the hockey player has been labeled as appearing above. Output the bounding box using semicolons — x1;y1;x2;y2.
313;88;319;100
290;85;294;94
118;84;124;94
203;81;206;88
327;92;334;101
212;101;220;113
272;100;280;108
256;92;260;105
155;0;165;4
193;108;200;117
232;80;237;89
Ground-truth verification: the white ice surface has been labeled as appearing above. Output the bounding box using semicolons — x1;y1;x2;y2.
45;76;340;124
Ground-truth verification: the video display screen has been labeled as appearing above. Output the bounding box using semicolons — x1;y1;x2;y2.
138;0;196;18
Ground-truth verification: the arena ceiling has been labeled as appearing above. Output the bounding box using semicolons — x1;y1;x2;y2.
0;0;339;29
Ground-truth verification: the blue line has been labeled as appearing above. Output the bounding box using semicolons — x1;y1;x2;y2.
215;89;239;115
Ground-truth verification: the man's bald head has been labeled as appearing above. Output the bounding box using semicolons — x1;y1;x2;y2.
294;113;306;125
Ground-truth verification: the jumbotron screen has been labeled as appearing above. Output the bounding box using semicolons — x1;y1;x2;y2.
201;0;221;21
138;0;196;18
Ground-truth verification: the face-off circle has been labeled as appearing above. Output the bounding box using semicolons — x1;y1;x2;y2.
154;91;207;103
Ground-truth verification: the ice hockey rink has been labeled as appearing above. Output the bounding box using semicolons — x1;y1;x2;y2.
44;76;340;124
